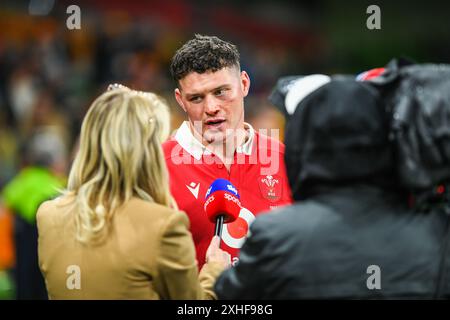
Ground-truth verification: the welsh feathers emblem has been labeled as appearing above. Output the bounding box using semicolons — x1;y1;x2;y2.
258;175;283;202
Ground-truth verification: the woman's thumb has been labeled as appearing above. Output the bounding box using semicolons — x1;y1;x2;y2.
211;235;221;247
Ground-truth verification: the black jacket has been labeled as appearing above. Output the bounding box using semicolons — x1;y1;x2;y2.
215;76;450;299
215;184;450;299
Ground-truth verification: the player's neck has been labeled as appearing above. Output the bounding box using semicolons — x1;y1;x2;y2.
207;126;249;172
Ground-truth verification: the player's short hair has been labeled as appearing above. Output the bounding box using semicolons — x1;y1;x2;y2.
170;34;240;84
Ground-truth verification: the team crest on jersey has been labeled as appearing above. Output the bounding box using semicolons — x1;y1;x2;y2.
258;175;282;202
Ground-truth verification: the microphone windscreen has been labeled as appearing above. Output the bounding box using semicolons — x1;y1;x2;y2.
205;178;240;199
204;190;241;223
204;179;241;223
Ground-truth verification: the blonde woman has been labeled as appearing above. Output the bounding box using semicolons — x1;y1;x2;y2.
37;86;230;299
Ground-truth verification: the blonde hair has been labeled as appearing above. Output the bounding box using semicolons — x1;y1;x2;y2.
67;87;176;244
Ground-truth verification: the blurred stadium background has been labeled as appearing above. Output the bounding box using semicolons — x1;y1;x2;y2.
1;0;450;299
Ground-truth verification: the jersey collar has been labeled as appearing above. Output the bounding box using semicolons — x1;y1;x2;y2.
174;121;255;160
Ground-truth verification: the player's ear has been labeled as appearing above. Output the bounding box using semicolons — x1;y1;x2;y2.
175;88;187;112
240;71;250;97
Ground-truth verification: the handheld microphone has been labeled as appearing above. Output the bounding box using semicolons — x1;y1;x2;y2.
204;179;241;242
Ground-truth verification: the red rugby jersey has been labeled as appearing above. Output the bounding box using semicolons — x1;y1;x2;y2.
163;122;293;268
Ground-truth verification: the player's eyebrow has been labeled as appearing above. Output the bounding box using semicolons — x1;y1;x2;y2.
211;85;230;93
184;83;231;97
185;92;202;99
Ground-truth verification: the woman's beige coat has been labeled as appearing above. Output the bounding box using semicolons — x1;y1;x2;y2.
37;196;224;299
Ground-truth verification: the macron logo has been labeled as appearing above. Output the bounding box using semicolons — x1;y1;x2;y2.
186;182;200;199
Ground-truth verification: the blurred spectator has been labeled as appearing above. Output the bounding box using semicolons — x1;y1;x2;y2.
7;62;40;133
0;206;15;300
22;90;71;150
0;206;15;271
245;96;286;142
1;129;67;299
0;110;18;188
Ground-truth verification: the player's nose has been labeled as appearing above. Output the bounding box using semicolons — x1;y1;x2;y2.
204;95;221;115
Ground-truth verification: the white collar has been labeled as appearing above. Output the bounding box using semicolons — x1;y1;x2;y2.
174;121;255;160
